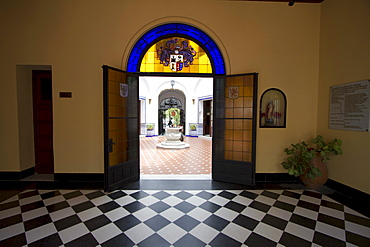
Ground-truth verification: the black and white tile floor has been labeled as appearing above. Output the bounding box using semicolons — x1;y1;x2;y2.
1;184;369;247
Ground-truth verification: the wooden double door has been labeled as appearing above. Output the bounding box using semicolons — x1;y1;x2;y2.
103;66;258;192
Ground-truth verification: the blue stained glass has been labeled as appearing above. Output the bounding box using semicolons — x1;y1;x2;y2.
127;23;225;74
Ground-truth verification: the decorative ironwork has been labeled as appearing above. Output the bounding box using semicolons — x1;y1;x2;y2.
159;97;182;109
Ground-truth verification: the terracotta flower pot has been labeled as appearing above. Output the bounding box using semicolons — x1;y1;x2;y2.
300;153;328;189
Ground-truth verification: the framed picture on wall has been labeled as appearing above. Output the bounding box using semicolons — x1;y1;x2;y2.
260;88;287;128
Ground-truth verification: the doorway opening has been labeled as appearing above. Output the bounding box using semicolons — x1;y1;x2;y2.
139;76;213;179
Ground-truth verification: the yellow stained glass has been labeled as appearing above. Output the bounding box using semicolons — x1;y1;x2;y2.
140;37;212;73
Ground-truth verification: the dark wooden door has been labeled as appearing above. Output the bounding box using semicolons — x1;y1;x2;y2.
212;73;258;185
32;70;54;174
203;100;211;136
103;65;139;192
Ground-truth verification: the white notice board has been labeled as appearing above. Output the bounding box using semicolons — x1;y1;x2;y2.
329;80;370;132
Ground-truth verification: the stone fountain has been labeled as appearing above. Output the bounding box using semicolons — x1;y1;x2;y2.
156;127;190;149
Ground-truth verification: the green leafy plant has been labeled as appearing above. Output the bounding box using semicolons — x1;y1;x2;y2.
147;124;154;130
190;124;197;131
281;135;343;179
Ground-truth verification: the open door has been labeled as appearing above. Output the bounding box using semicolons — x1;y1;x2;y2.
103;65;139;192
212;73;258;185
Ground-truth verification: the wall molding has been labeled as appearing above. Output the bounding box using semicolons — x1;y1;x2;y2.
54;173;104;182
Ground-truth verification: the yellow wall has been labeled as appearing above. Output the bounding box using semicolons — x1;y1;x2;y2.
0;1;326;186
318;0;370;193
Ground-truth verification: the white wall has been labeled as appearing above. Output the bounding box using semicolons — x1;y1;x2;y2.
139;76;213;135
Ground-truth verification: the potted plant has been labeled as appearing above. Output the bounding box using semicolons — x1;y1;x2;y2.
281;135;343;188
146;123;154;137
189;124;197;137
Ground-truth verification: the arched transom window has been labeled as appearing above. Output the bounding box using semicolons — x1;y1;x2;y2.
140;37;212;73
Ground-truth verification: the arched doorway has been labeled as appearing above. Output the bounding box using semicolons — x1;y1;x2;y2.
158;90;185;136
103;23;257;192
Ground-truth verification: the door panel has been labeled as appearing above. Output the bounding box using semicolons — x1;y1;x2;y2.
212;73;258;185
103;65;139;192
33;70;54;174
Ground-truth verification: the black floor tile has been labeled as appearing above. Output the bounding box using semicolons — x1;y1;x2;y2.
84;215;111;231
218;191;237;200
199;201;221;213
0;233;26;247
137;233;170;247
174;215;200;231
273;200;295;212
0;214;22;228
40;190;61;200
149;201;171;213
345;212;370;227
317;213;345;229
297;200;320;211
290;213;316;230
71;201;95;213
245;232;277;247
63;191;83;200
224;201;246;213
261;190;280;199
174;201;196;213
196;191;215;200
28;233;63;247
203;214;229;231
0;200;19;211
130;191;150;200
85;190;105;200
262;214;288;230
174;191;193;200
144;215;171;231
279;232;311;247
239;190;258;199
20;200;45;213
98;201;120;213
114;215;141;232
282;190;301;199
46;201;69;213
249;200;271;213
232;214;259;231
209;233;242;247
101;233;135;247
18;190;39;199
122;201;146;213
313;232;346;247
320;199;344;211
152;191;171;200
174;233;206;247
65;233;99;247
54;215;82;231
24;214;52;231
107;190;127;200
346;231;370;247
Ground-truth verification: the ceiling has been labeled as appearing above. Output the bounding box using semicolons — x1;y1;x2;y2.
222;0;324;3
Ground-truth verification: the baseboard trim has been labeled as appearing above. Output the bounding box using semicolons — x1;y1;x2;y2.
255;173;299;183
0;167;35;180
323;179;370;218
54;173;104;182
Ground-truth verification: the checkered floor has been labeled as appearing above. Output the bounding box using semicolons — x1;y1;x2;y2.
1;188;369;246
